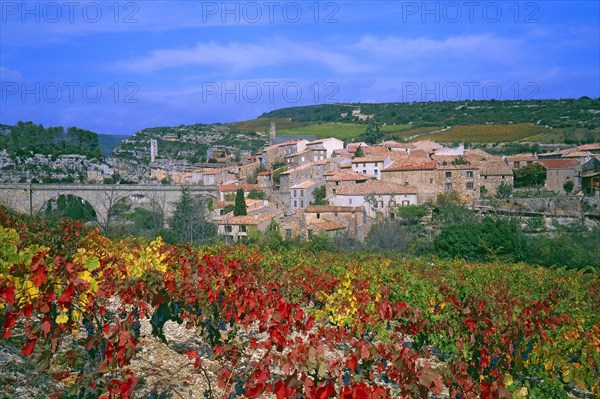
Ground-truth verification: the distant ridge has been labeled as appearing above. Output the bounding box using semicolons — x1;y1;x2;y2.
259;98;600;129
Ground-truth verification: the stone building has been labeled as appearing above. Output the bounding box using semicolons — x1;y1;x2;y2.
332;181;418;219
325;170;375;199
351;155;392;180
479;160;514;196
539;159;579;194
437;164;480;202
381;161;437;204
304;205;366;241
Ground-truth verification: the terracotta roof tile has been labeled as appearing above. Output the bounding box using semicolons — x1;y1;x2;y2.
408;149;429;158
363;146;390;155
539;159;579;169
479;161;513;175
217;184;260;192
291;181;322;189
219;211;281;225
507;153;538;162
336;181;417;196
383;161;436;172
564;151;591;158
351;155;389;164
309;220;346;231
326;170;375;182
575;144;600;151
306;205;363;213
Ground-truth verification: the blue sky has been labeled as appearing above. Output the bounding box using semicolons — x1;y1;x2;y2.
1;1;598;134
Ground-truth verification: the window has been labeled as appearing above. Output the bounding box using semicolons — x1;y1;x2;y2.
402;200;410;206
363;170;367;174
389;200;396;208
336;181;339;186
301;190;304;197
285;229;292;237
445;183;453;190
466;182;474;190
301;157;305;162
445;171;452;178
374;170;378;175
334;212;338;217
363;163;366;167
377;200;384;208
466;171;473;178
430;178;434;184
225;226;232;233
294;190;297;197
316;213;321;219
294;200;297;207
332;189;336;195
240;226;247;233
300;200;304;207
349;198;352;205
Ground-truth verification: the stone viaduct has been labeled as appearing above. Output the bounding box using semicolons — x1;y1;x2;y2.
0;184;218;228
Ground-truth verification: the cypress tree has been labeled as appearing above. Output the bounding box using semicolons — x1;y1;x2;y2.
233;188;247;216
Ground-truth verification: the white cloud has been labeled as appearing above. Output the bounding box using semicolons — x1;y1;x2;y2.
115;38;374;74
353;34;523;63
0;66;25;81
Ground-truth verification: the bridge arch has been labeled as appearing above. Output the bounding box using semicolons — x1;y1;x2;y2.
0;184;219;228
38;193;98;224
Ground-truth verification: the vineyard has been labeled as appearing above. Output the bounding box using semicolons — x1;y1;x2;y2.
1;207;598;399
423;125;547;143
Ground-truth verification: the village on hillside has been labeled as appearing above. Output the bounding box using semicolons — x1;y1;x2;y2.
145;123;600;243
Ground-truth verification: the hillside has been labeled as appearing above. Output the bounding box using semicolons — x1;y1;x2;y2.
98;134;130;157
258;98;600;144
112;123;269;163
260;98;600;128
0;121;103;160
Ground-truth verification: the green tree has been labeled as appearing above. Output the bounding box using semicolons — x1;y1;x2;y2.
366;220;430;254
310;185;328;205
247;189;266;200
434;191;477;226
364;120;384;145
496;181;513;198
44;194;96;223
514;163;546;188
394;204;429;225
451;156;470;165
167;189;216;245
233;188;247;216
354;145;364;158
563;180;574;194
435;217;526;262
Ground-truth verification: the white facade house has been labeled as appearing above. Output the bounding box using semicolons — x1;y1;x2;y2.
332;181;417;219
289;180;324;212
306;138;344;158
351;155;392;180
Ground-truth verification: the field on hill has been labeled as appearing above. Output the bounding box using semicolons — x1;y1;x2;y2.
524;128;600;144
260;98;600;131
226;117;307;133
276;123;414;140
1;208;598;399
420;124;547;143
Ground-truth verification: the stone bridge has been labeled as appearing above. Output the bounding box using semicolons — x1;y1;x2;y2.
0;184;218;227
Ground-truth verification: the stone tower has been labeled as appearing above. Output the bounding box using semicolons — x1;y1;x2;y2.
269;122;276;146
150;139;158;163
